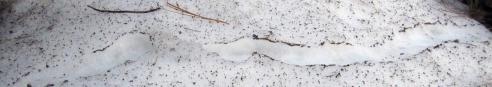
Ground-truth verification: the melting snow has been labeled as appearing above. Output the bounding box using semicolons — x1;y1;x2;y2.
12;33;154;86
205;16;492;65
1;0;492;86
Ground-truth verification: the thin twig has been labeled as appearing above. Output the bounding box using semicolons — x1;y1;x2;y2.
166;2;229;24
183;27;201;32
87;5;160;13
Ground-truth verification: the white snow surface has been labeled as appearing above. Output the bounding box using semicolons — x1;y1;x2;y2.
1;0;492;86
204;23;492;65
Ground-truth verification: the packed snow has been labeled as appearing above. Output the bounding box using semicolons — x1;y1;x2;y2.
205;23;492;65
1;0;491;86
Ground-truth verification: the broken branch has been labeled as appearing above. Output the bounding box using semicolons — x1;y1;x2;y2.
87;5;160;13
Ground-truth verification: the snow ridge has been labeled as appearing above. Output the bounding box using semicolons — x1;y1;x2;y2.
204;24;492;65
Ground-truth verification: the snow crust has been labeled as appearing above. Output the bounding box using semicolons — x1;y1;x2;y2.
1;0;492;86
12;33;154;86
204;9;492;65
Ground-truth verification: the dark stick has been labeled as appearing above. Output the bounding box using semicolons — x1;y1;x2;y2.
87;5;160;13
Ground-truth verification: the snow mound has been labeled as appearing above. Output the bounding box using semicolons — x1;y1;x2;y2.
12;33;154;86
204;11;492;65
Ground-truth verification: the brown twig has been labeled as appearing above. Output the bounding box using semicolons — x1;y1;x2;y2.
166;2;229;24
87;5;160;13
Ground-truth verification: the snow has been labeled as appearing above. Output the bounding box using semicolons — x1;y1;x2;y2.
11;33;154;87
1;0;492;86
205;13;492;65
